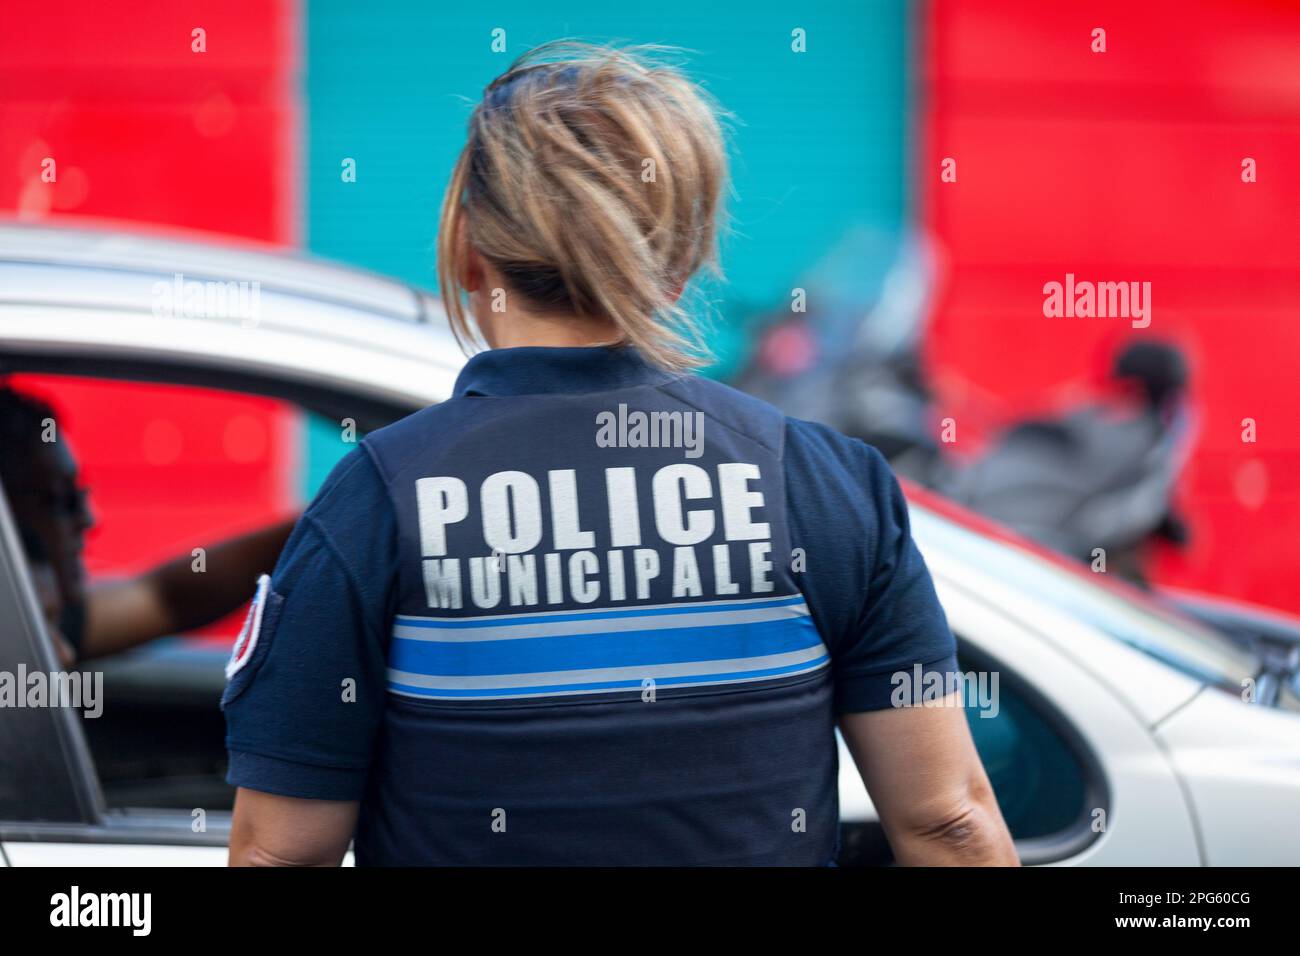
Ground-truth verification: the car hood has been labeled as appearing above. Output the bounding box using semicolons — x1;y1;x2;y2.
1155;686;1300;865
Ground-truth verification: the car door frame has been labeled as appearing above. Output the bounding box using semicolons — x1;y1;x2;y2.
0;409;234;859
0;480;101;830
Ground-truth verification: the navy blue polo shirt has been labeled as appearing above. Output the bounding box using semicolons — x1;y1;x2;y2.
223;345;957;865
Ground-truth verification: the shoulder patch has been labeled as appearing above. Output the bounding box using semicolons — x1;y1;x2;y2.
227;574;271;680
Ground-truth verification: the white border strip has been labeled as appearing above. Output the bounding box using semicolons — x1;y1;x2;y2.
226;574;271;680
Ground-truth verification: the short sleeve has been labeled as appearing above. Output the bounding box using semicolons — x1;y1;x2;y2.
784;419;958;713
223;444;398;800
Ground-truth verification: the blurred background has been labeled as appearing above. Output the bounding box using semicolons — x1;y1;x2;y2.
2;0;1298;627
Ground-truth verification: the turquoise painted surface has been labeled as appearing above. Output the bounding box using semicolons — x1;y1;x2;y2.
300;0;911;495
300;411;356;498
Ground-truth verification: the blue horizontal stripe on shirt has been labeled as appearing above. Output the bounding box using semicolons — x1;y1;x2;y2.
388;615;824;677
388;653;831;699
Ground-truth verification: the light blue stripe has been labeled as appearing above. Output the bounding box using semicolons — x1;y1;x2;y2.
390;616;822;677
388;654;831;699
394;594;807;629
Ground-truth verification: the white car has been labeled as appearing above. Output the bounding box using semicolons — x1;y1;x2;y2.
1;222;1297;867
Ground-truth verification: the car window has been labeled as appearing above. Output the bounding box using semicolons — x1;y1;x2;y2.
1;372;362;814
837;634;1101;866
956;641;1098;848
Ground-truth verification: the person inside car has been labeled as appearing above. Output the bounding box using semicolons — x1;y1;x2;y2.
0;384;295;666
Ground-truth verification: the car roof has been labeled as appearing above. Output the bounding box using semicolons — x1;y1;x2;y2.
0;219;464;410
0;219;432;320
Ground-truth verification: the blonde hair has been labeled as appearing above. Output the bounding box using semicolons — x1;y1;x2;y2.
437;42;727;372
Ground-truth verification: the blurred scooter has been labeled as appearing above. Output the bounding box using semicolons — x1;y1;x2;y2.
733;234;1195;585
938;341;1193;584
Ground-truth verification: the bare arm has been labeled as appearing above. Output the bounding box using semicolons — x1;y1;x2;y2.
228;788;358;867
839;694;1019;866
81;518;297;660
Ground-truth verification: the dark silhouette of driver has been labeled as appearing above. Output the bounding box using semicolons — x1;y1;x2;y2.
0;385;293;665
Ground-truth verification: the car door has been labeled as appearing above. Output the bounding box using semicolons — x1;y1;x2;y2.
835;580;1202;865
944;580;1200;864
0;229;444;864
0;454;232;865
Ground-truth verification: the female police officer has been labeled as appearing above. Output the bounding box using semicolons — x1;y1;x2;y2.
224;42;1017;866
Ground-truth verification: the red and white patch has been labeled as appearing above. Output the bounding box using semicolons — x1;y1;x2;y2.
227;574;271;680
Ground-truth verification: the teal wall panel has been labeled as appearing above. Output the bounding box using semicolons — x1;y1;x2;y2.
301;0;911;492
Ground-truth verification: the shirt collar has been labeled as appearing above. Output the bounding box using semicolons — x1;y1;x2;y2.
452;346;676;397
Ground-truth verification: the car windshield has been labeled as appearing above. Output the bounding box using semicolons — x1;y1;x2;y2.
909;503;1258;689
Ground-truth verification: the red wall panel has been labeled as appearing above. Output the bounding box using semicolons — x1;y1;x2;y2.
920;0;1300;611
0;2;298;624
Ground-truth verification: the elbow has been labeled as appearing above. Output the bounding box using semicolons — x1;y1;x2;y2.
229;839;284;867
915;801;1005;858
228;788;357;867
230;838;340;868
899;781;1020;866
